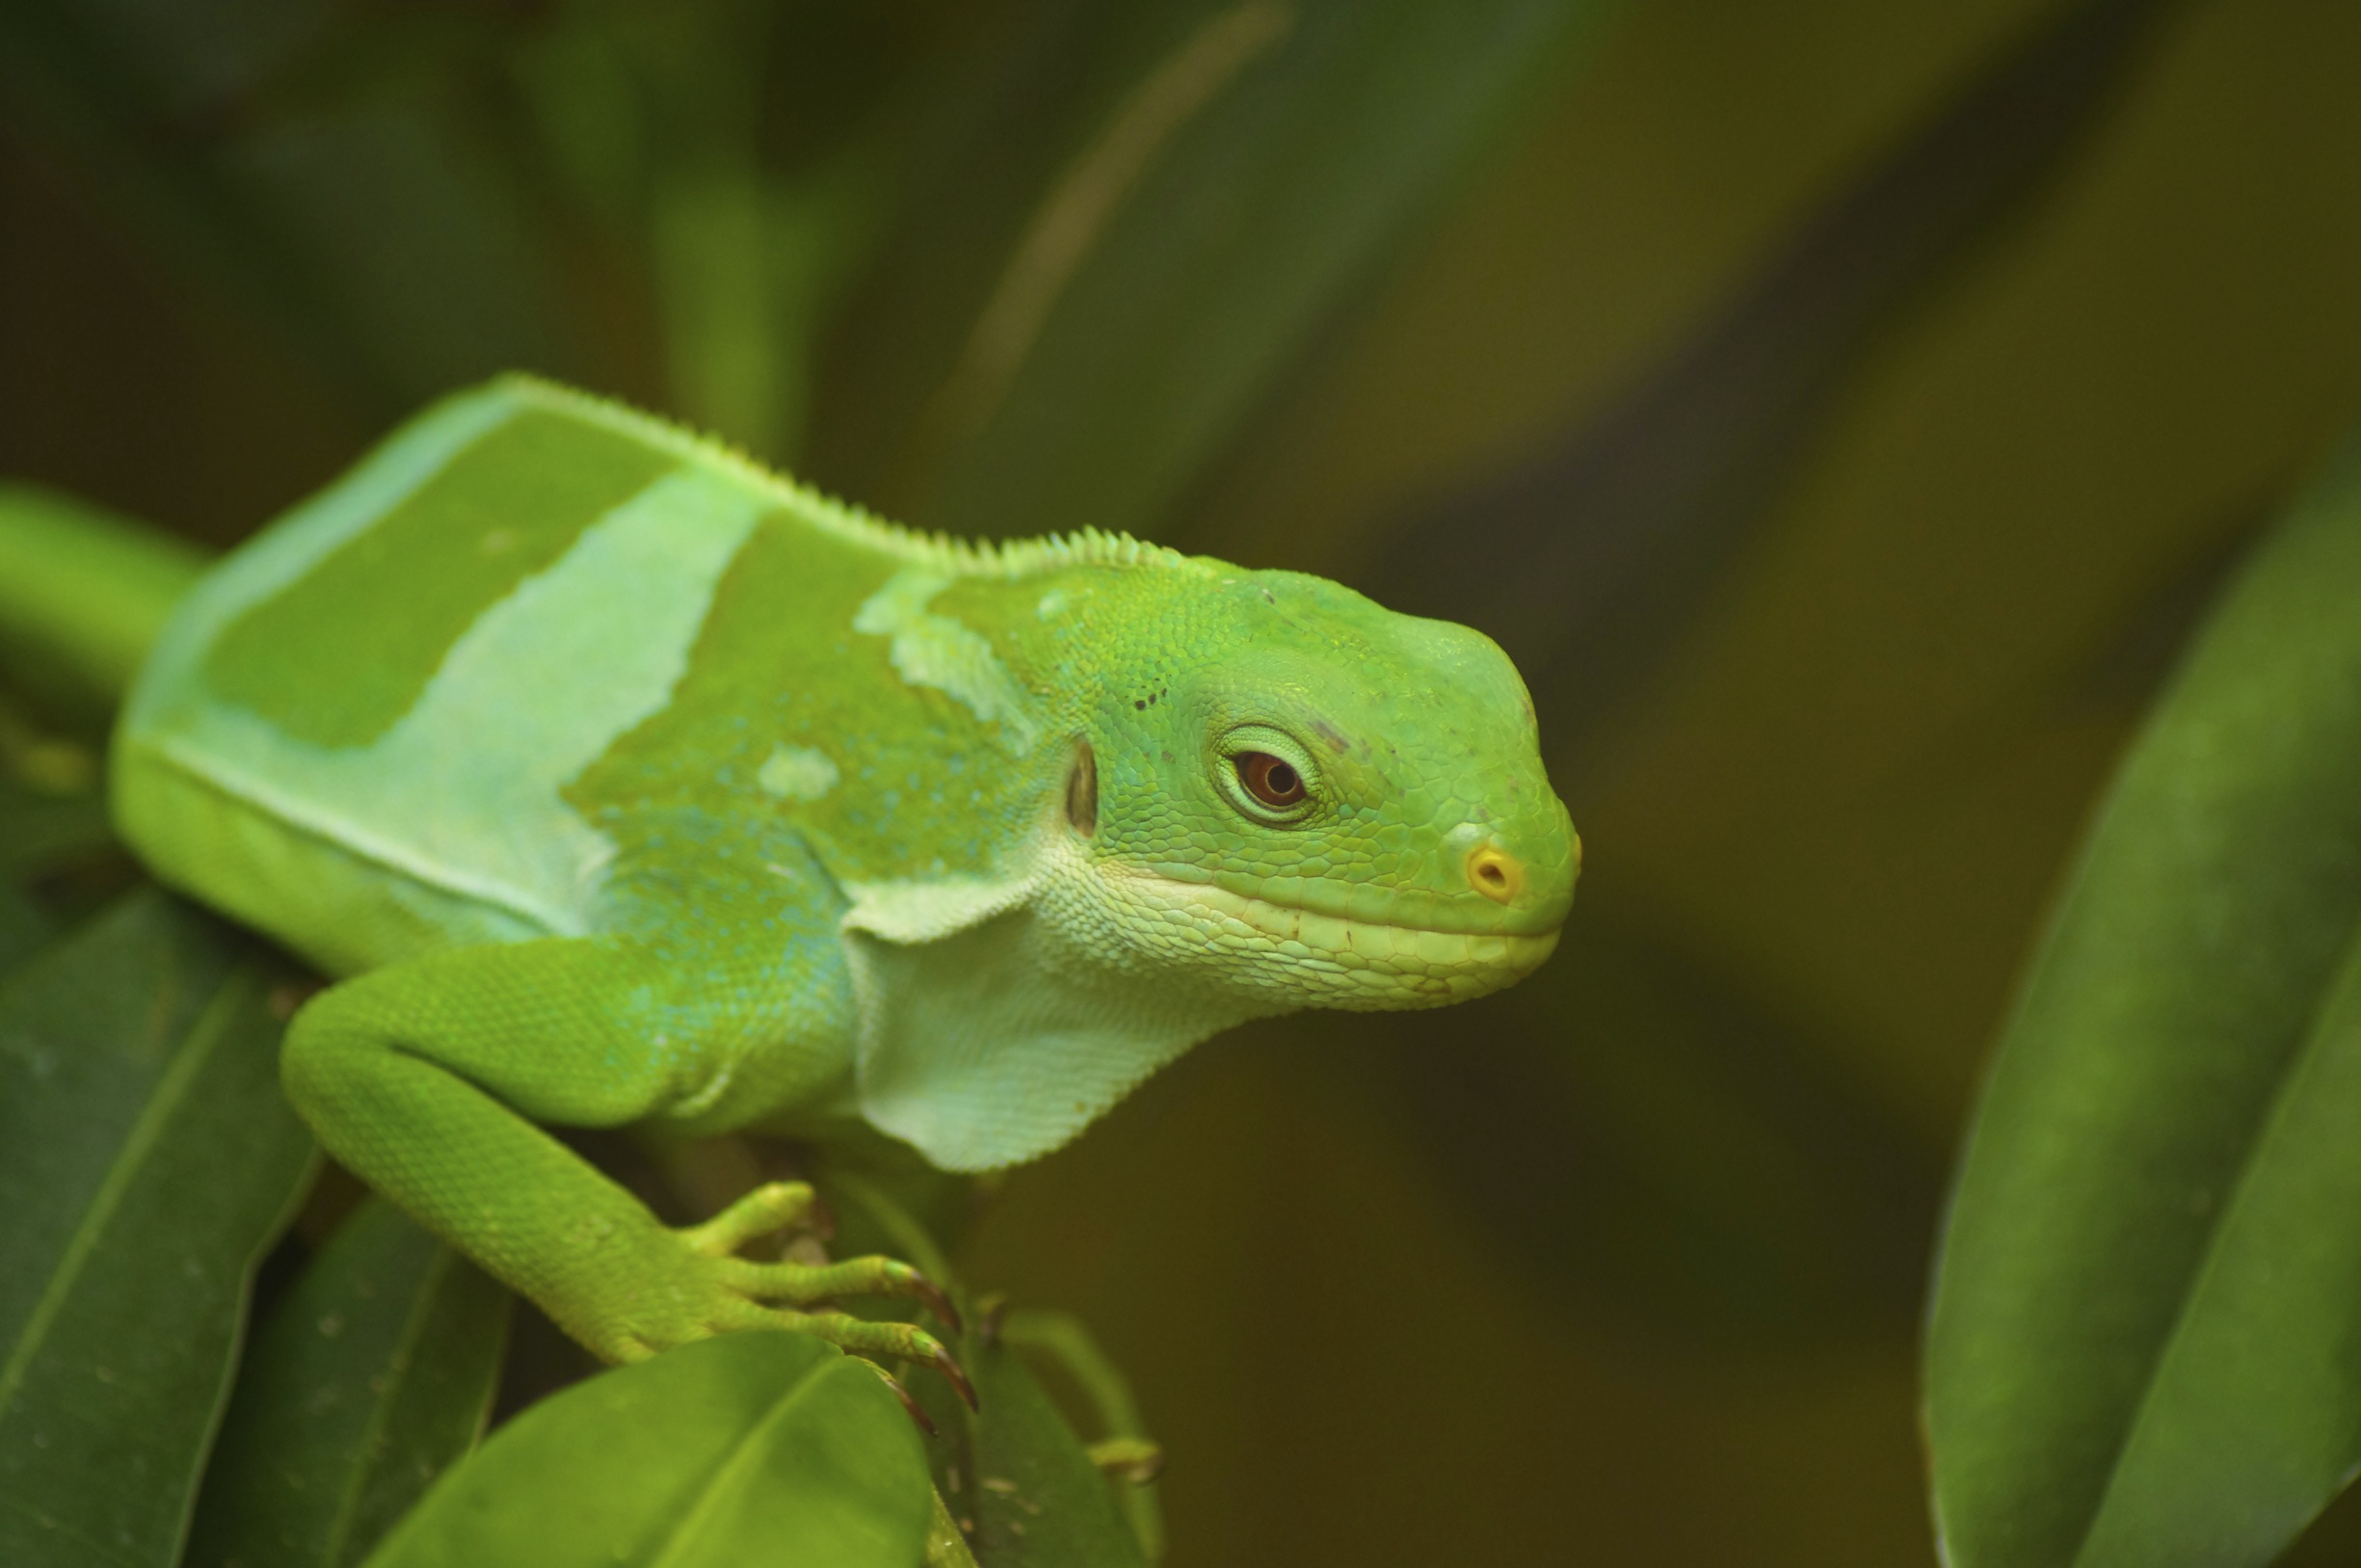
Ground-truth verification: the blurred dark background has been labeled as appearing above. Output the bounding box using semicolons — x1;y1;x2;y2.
6;0;2361;1561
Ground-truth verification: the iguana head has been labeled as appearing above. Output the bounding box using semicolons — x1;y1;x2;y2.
1044;566;1578;1012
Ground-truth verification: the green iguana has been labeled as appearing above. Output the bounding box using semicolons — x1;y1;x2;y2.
1;375;1578;1398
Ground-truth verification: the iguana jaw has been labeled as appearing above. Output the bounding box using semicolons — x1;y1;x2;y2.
1070;860;1561;1010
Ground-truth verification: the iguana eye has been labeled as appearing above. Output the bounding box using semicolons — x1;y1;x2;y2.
1236;753;1305;808
1214;724;1320;824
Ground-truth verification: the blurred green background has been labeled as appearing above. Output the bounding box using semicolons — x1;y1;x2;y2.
6;0;2361;1560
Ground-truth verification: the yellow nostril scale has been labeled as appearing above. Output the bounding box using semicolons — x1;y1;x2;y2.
1466;846;1523;904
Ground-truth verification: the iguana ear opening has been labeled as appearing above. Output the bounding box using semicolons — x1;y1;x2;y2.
1065;741;1098;837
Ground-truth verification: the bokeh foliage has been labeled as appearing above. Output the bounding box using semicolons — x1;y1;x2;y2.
5;0;2361;1562
1929;435;2361;1567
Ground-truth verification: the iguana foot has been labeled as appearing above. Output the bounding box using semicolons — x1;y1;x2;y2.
685;1181;964;1334
787;1311;978;1412
588;1182;975;1407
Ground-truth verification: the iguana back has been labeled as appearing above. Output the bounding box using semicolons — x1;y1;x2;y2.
115;376;1079;978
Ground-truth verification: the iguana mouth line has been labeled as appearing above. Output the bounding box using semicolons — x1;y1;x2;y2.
1110;866;1558;970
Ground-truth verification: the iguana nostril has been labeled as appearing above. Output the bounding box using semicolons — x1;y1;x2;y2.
1467;845;1523;904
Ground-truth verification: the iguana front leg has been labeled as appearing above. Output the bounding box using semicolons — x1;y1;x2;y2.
279;936;970;1401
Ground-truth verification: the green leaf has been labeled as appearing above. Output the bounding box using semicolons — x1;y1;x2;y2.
2072;935;2361;1562
182;1199;510;1568
995;1311;1164;1564
360;1332;931;1568
818;0;1617;542
0;890;317;1568
1927;437;2361;1567
812;1157;1151;1565
917;1336;1150;1568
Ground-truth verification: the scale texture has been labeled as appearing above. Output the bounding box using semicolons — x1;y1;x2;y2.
111;374;1578;1360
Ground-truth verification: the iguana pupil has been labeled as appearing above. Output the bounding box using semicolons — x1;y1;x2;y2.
1239;752;1304;807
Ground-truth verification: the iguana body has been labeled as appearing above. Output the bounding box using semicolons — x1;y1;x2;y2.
95;375;1576;1369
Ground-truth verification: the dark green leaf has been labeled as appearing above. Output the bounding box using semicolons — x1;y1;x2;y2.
995;1311;1164;1564
215;102;578;401
183;1199;510;1568
0;0;574;406
0;784;115;881
1367;0;2180;760
814;1168;1150;1566
0;883;53;980
360;1332;931;1568
818;0;1616;542
2068;934;2361;1562
0;890;317;1568
918;1335;1149;1568
1927;437;2361;1566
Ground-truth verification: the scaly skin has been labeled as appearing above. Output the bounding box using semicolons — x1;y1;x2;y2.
91;375;1578;1376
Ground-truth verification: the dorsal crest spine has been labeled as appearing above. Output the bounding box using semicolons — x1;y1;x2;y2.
498;373;1212;583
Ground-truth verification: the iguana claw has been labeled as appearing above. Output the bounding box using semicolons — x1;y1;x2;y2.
928;1344;979;1412
910;1273;964;1337
877;1367;940;1437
